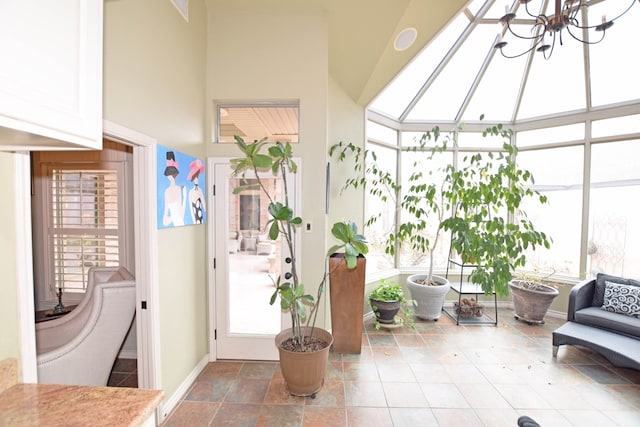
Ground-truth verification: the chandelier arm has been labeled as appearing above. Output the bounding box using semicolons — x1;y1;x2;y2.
505;22;545;41
499;0;638;60
523;0;542;20
565;25;606;45
569;0;637;31
498;44;538;59
542;35;555;60
606;0;638;23
563;0;584;22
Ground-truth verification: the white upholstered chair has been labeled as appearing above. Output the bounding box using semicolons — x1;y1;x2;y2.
256;234;276;255
36;266;136;386
229;231;242;253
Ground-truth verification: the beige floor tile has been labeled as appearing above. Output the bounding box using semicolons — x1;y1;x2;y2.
159;309;640;427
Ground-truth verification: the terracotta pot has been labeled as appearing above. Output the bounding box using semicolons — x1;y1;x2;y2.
509;280;559;324
275;327;333;396
370;298;402;324
407;274;451;320
329;254;366;353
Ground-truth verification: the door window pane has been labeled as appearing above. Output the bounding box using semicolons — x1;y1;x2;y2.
228;177;282;334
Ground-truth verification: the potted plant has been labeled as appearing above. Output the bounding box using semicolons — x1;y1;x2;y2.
509;269;559;324
369;280;414;330
330;119;551;320
328;221;369;354
231;136;368;397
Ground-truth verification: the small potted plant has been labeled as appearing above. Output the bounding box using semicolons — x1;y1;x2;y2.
369;281;414;330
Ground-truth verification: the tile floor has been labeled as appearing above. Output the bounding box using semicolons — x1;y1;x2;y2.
161;309;640;426
107;357;138;388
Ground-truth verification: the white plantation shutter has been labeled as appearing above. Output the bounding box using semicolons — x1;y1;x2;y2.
50;169;120;292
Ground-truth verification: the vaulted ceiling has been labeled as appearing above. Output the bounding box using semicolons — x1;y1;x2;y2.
205;0;467;106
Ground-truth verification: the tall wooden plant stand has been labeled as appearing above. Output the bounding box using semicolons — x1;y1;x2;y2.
329;254;366;353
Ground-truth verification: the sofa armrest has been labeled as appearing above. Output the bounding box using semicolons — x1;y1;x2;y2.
567;278;596;321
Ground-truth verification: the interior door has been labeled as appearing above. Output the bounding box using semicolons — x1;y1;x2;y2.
212;160;299;360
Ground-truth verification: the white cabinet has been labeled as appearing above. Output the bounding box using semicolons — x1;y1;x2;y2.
0;1;103;150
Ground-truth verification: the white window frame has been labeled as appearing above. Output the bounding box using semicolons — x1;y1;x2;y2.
34;155;132;307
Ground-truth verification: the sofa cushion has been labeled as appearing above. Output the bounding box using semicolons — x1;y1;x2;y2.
592;273;640;307
575;306;640;339
602;281;640;318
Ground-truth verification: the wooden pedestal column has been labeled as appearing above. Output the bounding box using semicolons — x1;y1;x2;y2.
329;254;366;353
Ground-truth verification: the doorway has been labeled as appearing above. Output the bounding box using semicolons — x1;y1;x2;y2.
210;159;301;360
15;122;161;390
30;141;138;386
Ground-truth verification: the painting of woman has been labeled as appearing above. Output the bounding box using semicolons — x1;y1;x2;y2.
162;151;186;227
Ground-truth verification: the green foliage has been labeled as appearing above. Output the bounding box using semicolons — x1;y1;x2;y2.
330;120;552;297
369;280;415;330
231;136;368;351
369;281;405;301
327;221;369;269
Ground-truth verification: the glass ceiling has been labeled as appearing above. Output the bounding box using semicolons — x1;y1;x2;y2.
370;0;640;126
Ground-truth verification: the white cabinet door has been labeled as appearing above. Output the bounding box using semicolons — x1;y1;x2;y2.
0;0;103;150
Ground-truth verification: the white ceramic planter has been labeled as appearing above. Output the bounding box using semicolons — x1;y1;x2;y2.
407;274;450;320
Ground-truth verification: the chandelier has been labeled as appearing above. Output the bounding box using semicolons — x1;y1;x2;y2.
494;0;638;59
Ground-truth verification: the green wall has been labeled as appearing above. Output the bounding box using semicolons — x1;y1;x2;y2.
0;152;18;364
205;7;332;326
104;0;208;403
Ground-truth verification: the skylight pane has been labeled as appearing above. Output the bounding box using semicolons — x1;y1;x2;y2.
407;23;497;121
462;26;528;122
467;0;489;17
369;15;468;119
485;1;517;19
589;3;640;107
517;32;586;119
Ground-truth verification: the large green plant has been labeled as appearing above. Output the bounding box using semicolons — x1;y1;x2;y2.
231;136;368;352
330;122;551;296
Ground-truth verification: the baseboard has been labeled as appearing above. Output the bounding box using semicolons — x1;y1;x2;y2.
363;301;565;322
159;353;209;423
544;308;567;319
118;349;137;359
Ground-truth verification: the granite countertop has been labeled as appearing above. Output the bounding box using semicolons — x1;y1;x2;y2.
0;383;163;427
